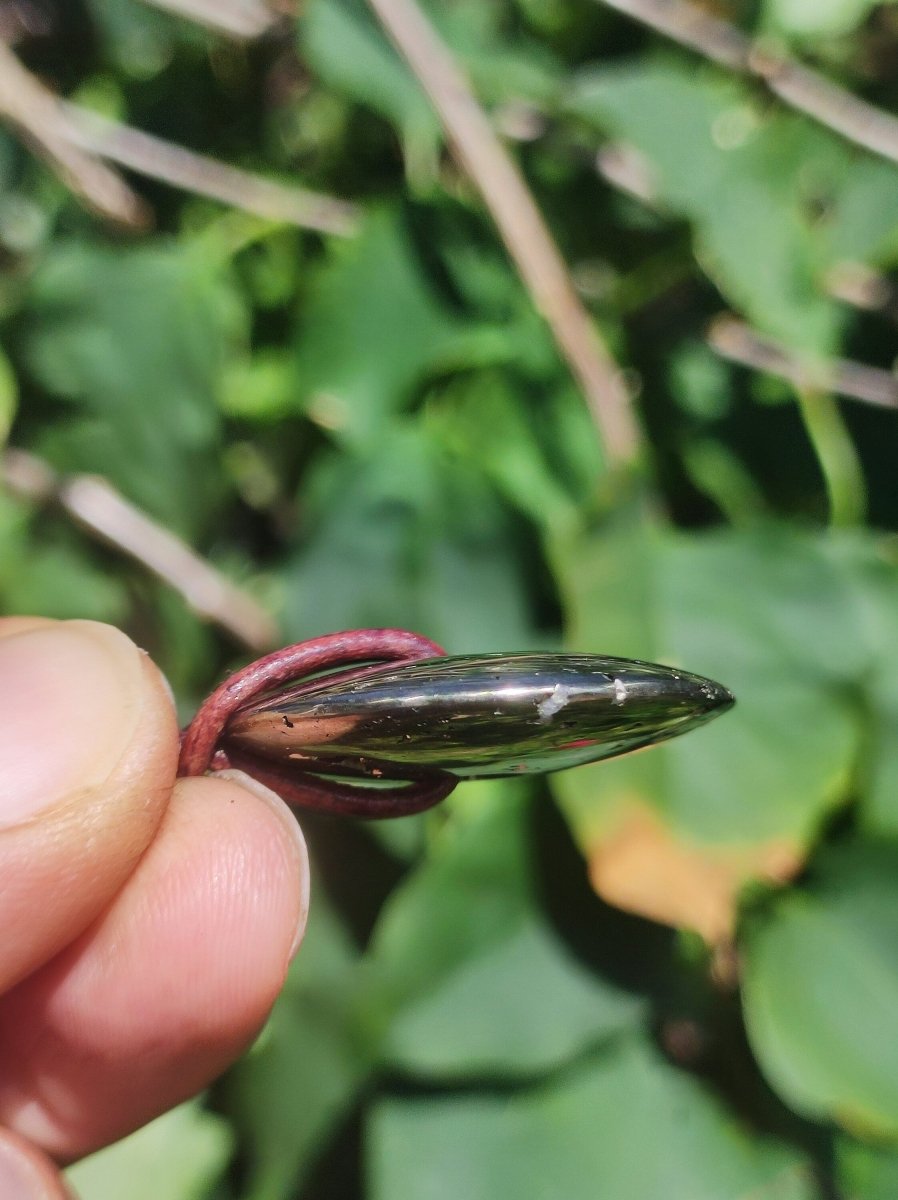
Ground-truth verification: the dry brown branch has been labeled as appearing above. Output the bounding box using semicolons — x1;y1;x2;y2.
62;104;360;236
824;262;897;315
138;0;281;39
0;2;53;47
0;36;356;235
594;142;659;206
598;0;898;169
366;0;643;468
2;448;277;651
708;315;898;411
0;41;147;227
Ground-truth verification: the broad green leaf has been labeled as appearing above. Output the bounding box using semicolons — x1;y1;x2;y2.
824;156;898;264
1;540;127;622
412;0;560;110
429;372;605;533
0;343;17;444
567;60;898;351
0;494;127;623
293;211;463;444
302;0;559;179
381;916;641;1078
220;349;297;422
65;1100;231;1200
837;1136;898;1199
369;785;642;1079
549;513;893;937
762;0;892;38
281;422;538;652
864;671;898;835
832;541;898;835
669;340;733;422
369;785;535;1006
302;0;441;175
743;839;898;1139
221;892;370;1200
553;516;865;844
23;242;235;537
369;1033;815;1200
85;0;213;74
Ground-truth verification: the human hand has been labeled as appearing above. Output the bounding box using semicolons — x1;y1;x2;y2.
0;619;310;1198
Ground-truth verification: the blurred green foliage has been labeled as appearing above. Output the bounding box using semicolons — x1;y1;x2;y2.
4;0;898;1196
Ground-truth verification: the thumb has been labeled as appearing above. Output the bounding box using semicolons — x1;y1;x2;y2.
0;619;178;992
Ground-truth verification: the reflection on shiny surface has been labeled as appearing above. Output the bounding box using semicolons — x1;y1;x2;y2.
225;654;734;781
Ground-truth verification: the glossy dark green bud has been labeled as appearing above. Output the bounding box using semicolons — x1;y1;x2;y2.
226;653;734;781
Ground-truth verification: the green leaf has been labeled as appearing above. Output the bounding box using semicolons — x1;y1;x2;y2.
294;211;464;444
566;59;898;352
545;512;898;939
369;1033;814;1200
23;242;235;537
0;494;127;623
1;540;127;623
302;0;441;173
761;0;892;38
64;1100;231;1200
302;0;559;180
369;785;642;1079
281;422;539;652
831;541;898;835
743;839;898;1138
85;0;197;78
864;677;898;835
220;349;297;422
552;515;865;848
221;892;370;1200
0;343;18;445
837;1136;898;1199
823;156;898;264
429;372;604;533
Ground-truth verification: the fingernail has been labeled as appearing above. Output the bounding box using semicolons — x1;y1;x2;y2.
0;621;145;828
214;768;311;959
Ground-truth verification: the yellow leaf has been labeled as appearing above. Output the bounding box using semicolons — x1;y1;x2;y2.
587;805;802;943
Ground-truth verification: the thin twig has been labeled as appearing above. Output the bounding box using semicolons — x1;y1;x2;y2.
594;142;658;207
0;41;147;227
0;39;357;235
138;0;282;39
61;104;360;236
708;315;898;411
366;0;643;468
0;2;53;47
824;261;897;315
598;0;898;169
2;449;277;652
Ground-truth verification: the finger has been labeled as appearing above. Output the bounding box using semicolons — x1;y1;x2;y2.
0;620;178;991
0;773;309;1161
0;1128;72;1200
0;618;54;639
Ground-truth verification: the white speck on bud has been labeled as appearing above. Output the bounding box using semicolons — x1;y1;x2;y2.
538;683;571;722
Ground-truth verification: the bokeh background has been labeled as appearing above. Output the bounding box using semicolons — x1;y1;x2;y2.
3;0;898;1196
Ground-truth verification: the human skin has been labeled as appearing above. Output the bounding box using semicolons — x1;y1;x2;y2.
0;618;310;1198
